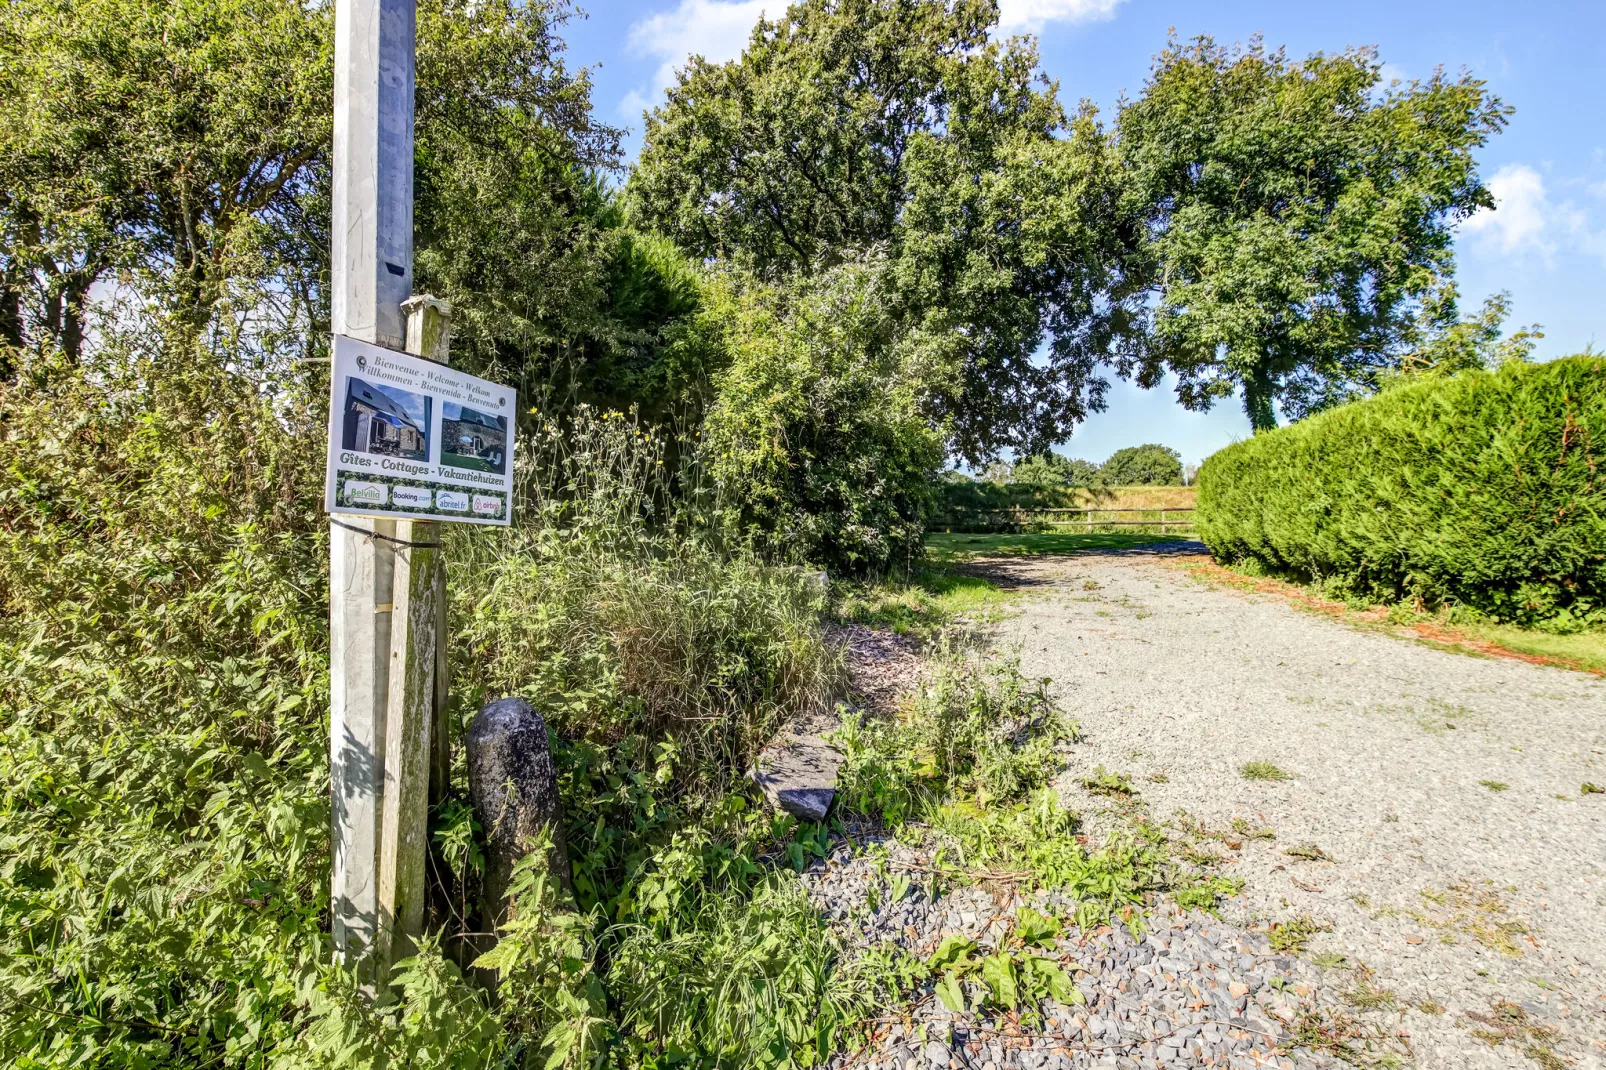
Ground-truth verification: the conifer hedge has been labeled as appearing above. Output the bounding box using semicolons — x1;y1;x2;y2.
1196;356;1606;630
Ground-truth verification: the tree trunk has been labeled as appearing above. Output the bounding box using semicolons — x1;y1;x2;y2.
0;271;21;379
1243;366;1278;432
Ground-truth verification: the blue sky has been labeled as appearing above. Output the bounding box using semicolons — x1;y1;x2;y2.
562;0;1605;467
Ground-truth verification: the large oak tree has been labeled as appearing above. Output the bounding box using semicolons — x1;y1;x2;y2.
628;0;1140;463
1115;36;1510;429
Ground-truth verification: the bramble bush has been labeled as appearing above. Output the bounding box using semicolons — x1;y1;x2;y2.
1196;356;1605;631
0;347;881;1068
0;349;336;1065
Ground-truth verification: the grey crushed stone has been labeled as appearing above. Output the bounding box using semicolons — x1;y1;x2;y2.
807;830;1343;1069
981;550;1606;1070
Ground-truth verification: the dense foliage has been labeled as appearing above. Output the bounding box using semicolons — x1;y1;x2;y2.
1115;36;1509;428
0;349;859;1068
1005;453;1103;490
629;0;1135;462
633;6;1512;442
1196;356;1606;630
697;257;946;574
1089;444;1183;487
0;352;333;1064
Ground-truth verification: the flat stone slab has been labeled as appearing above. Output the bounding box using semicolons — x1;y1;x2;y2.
752;714;842;823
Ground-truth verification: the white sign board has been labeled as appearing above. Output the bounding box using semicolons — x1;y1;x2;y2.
324;334;516;525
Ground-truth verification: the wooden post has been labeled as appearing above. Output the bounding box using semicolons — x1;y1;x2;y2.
373;296;453;973
329;0;417;985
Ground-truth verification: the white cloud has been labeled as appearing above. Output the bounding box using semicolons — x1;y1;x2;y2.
621;0;771;117
619;0;1128;119
1460;162;1606;265
995;0;1126;32
1462;163;1552;255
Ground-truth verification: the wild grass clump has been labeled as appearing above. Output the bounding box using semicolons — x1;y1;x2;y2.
833;648;1072;824
452;407;838;783
428;409;874;1067
1241;761;1295;781
831;651;1223;931
1196;356;1606;632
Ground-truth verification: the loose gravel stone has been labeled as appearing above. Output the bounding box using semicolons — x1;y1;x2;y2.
803;551;1606;1068
984;548;1606;1070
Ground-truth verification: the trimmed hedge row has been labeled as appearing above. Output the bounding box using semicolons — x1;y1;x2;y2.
1196;356;1606;630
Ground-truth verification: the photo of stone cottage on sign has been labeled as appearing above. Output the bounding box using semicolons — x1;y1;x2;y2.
341;375;431;462
441;402;508;474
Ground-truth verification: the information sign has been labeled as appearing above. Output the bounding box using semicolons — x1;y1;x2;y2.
325;334;516;525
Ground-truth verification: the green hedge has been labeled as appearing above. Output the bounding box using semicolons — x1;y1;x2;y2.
1196;357;1606;630
930;481;1084;532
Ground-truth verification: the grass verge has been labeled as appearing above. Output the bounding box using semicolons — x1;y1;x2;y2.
834;564;1017;637
1177;557;1606;676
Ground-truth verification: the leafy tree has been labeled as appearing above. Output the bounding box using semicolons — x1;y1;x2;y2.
629;0;1138;462
1010;453;1101;489
1394;284;1542;378
0;0;626;384
1099;444;1183;486
1115;36;1510;430
0;0;334;357
697;253;944;574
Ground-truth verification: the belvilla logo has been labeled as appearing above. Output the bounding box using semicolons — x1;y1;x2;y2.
343;480;387;505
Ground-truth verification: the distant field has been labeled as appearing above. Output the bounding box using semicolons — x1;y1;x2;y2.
928;484;1198;535
1076;485;1197;509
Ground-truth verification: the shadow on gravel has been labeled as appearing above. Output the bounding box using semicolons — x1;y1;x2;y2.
1068;539;1208;556
956;541;1211;590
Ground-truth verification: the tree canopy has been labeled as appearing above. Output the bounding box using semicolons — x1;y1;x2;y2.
1099;444;1184;486
628;0;1137;462
0;0;634;381
1115;36;1510;429
1008;453;1102;489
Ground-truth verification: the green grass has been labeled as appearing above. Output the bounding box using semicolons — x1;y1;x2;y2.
835;564;1017;636
1266;914;1330;953
1240;761;1295;782
1202;558;1606;677
1440;619;1606;675
440;451;504;473
925;531;1183;561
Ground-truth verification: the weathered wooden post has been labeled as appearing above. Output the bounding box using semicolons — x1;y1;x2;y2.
373;296;453;975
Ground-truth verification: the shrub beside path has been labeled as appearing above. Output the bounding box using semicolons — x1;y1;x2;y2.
986;549;1606;1070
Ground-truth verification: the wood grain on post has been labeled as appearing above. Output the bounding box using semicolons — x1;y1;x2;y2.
373;295;453;973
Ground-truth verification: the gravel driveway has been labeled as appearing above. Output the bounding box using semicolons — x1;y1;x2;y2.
981;548;1606;1070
